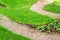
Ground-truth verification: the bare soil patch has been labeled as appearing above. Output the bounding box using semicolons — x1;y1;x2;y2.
30;0;60;19
0;14;60;40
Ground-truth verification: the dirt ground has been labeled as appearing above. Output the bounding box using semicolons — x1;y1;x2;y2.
0;14;60;40
30;0;60;19
0;0;60;40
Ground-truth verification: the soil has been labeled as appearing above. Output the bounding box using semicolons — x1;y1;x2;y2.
30;0;60;19
0;0;60;40
0;14;60;40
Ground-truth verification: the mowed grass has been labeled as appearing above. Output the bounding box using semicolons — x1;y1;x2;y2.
0;25;31;40
43;2;60;14
0;0;53;25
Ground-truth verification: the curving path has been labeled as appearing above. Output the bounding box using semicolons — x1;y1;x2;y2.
30;0;60;19
0;0;60;40
0;14;60;40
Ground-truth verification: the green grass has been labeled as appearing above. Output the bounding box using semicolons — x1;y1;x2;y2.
34;19;60;33
0;0;53;25
0;25;31;40
43;2;60;14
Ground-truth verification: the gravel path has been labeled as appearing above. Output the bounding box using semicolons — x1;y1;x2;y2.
0;14;60;40
30;0;60;19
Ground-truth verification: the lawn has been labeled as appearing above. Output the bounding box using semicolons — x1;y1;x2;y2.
0;0;53;25
43;1;60;14
0;25;31;40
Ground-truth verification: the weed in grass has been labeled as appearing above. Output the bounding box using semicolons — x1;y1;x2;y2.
33;19;60;33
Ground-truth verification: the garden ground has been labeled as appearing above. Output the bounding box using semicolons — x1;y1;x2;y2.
0;14;60;40
0;0;60;40
30;0;60;19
